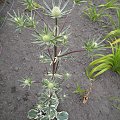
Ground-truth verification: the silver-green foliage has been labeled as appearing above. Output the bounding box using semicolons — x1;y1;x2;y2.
9;11;37;31
27;79;68;120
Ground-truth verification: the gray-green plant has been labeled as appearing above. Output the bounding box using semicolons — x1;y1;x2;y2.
27;79;69;120
83;36;106;58
9;0;85;119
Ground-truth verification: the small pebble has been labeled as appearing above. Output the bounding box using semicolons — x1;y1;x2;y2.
66;84;71;89
17;97;21;101
23;57;30;61
14;67;19;72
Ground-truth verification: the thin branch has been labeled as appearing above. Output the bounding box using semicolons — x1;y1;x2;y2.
57;49;86;57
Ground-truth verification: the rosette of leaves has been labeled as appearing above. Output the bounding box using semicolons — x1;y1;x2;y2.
20;77;34;89
32;24;66;47
86;42;120;79
32;24;55;46
8;11;37;31
83;36;106;58
8;10;26;31
28;79;69;120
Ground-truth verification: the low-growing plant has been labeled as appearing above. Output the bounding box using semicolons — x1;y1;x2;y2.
74;84;86;96
84;2;107;22
83;36;106;58
86;42;120;79
105;9;120;39
109;97;120;111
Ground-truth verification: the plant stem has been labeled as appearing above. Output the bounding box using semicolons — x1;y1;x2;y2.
53;18;58;76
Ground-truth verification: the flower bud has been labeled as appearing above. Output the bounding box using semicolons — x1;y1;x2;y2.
42;35;50;41
48;82;54;89
51;6;61;18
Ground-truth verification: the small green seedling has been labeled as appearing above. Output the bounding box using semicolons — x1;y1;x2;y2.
109;97;120;111
84;3;104;22
74;84;86;96
83;36;106;58
20;77;34;89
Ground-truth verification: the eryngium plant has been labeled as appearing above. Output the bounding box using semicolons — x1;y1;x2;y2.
83;36;106;58
9;0;78;120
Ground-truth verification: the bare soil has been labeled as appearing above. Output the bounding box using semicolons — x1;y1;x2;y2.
0;0;120;120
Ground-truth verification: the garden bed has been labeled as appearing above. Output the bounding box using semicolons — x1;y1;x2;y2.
0;0;120;120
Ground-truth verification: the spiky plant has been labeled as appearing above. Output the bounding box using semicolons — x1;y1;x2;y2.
83;36;106;58
8;0;80;120
8;10;26;31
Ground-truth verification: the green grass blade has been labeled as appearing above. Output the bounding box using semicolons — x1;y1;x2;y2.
89;63;111;77
89;54;113;66
93;67;111;78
